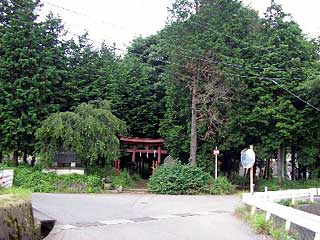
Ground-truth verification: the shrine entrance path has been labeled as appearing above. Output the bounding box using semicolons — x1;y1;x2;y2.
32;193;259;240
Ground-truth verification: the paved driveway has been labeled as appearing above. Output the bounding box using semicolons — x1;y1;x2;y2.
32;193;257;240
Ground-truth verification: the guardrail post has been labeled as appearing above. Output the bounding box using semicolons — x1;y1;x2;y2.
264;187;268;200
314;233;320;240
310;192;314;203
250;206;256;215
291;194;295;205
266;212;271;221
285;220;291;231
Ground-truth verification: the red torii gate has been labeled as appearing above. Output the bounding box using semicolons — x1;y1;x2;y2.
119;137;168;174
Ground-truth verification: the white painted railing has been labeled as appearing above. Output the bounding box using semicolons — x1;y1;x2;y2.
242;188;320;240
252;188;319;202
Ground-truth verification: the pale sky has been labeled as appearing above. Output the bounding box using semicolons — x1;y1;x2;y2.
38;0;320;50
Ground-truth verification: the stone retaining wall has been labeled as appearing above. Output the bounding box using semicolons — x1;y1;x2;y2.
0;197;40;240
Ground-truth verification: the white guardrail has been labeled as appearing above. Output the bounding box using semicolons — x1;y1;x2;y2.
0;169;14;188
242;188;320;240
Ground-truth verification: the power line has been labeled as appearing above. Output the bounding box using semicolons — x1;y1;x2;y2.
41;0;310;77
269;78;320;112
42;1;130;32
5;0;320;112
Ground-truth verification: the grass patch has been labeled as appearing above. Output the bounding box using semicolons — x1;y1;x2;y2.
0;187;31;205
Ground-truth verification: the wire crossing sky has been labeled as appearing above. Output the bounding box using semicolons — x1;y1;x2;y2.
34;0;320;112
38;0;320;48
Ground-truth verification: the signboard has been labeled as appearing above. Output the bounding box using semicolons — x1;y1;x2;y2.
0;169;14;188
213;149;220;155
241;148;255;169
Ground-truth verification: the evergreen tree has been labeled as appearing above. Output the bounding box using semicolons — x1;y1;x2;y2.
112;36;166;138
0;0;66;164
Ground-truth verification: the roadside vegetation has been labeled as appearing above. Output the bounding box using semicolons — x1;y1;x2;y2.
0;164;102;193
233;176;320;191
0;163;144;193
256;178;320;191
235;207;296;240
277;198;314;207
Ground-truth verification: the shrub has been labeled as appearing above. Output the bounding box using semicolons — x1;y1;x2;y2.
85;165;116;178
209;176;235;195
231;175;250;187
148;163;213;194
12;165;102;193
111;170;133;188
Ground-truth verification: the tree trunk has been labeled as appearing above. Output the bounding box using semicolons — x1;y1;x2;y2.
298;163;302;179
277;146;282;187
12;150;19;166
264;158;269;180
31;156;36;167
303;166;307;179
23;150;28;164
282;146;286;179
0;151;3;163
291;146;296;180
190;75;198;166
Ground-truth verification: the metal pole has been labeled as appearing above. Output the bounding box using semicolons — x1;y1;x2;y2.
250;167;254;194
250;145;254;194
215;146;218;179
215;154;218;179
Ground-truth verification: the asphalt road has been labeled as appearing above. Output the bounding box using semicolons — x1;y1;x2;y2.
32;193;258;240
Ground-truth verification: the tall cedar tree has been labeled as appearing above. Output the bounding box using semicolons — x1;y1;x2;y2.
0;0;66;164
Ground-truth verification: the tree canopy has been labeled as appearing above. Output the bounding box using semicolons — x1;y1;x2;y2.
0;0;319;179
36;101;126;167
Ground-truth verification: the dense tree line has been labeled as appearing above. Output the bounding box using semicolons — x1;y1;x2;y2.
0;0;319;180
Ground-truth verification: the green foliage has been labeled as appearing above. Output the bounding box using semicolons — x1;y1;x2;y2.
270;227;295;240
249;212;295;239
257;178;320;191
0;1;70;162
231;175;250;187
0;0;319;179
85;164;116;178
209;176;235;195
251;213;272;234
36;101;126;167
111;170;133;188
277;198;313;207
112;36;166;138
11;165;102;193
148;163;212;194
